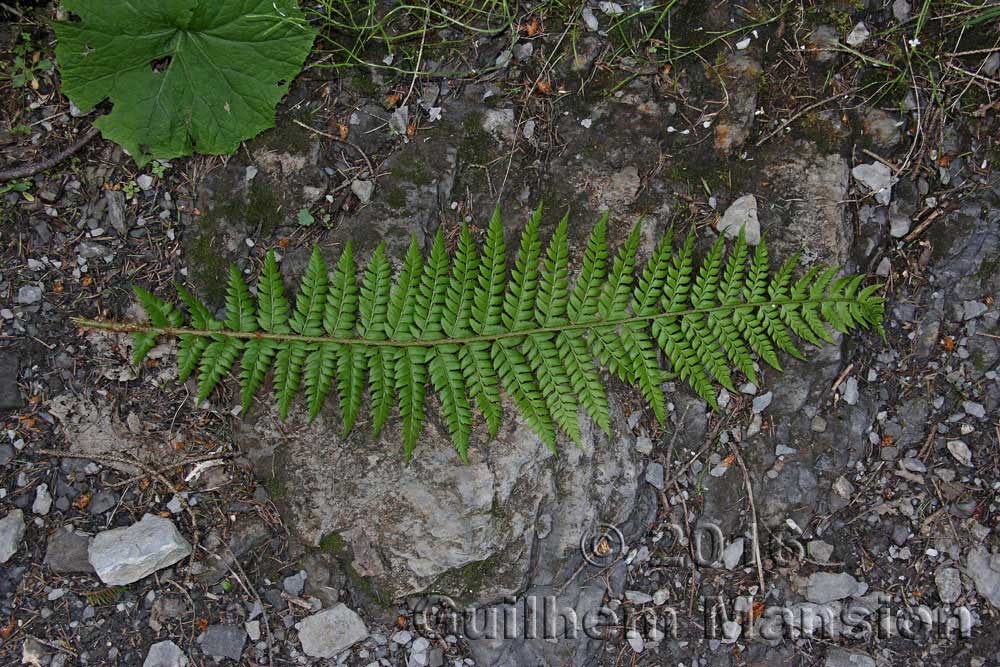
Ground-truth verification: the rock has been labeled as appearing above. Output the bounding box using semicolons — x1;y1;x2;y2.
351;179;374;204
806;26;839;63
763;147;853;265
236;388;650;604
807;540;834;563
16;285;42;305
32;484;52;515
967;547;1000;608
840;377;859;405
137;174;154;191
935;566;962;604
962;300;988;320
44;528;95;574
712;55;762;152
198;625;246;661
892;0;910;21
889;211;911;238
625;590;653;604
89;515;192;585
804;572;867;603
846;22;870;46
635;435;653;455
946;440;972;467
87;491;117;515
47;393;188;475
105;188;128;235
21;637;47;667
283;570;306;596
626;631;644;653
0;509;25;563
852;162;894;205
645;462;665;490
752;391;772;413
963;401;986;419
723;538;744;570
826;647;875;667
863;110;900;147
0;351;22;410
717;195;760;245
143;640;188;667
296;604;369;658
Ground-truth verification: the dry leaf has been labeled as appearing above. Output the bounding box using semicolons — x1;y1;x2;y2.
536;79;553;95
73;492;92;510
525;16;542;37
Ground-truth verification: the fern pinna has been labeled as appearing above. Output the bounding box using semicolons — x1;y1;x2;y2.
76;205;885;462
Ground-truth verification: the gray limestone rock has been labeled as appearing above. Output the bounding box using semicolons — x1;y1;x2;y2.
89;515;192;585
295;604;369;658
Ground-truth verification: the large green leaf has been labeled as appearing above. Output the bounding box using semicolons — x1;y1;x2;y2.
53;0;315;165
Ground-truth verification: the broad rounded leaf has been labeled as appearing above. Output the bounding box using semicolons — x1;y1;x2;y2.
53;0;315;165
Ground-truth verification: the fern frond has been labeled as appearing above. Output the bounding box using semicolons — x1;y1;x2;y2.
84;206;886;462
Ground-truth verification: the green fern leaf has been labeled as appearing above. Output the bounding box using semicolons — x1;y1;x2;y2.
592;224;640;384
503;204;542;332
87;204;888;461
442;226;478;339
568;213;608;323
428;343;472;459
468;209;506;436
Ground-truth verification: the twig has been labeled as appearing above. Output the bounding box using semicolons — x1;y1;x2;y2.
754;92;851;148
32;447;202;584
903;208;944;243
0;127;101;182
225;546;275;667
727;443;766;592
291;119;375;182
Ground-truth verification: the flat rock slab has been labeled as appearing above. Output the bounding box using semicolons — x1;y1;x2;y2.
198;624;246;661
238;392;648;604
0;509;25;563
88;515;191;585
0;351;21;410
296;604;369;658
44;528;95;574
143;640;188;667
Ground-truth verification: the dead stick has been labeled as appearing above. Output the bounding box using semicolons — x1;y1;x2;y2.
727;443;766;592
0;127;101;182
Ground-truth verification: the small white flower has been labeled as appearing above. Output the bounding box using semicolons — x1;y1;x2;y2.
908;37;921;49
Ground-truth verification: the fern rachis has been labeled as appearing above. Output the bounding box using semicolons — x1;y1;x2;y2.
75;205;885;462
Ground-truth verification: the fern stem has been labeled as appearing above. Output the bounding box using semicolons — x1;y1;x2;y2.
72;296;860;348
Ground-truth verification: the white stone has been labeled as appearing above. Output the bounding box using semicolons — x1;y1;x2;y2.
296;604;369;658
351;179;374;204
846;22;870;46
143;640;188;667
717;195;760;245
32;484;52;515
851;162;894;205
947;440;972;467
0;510;26;563
88;515;192;585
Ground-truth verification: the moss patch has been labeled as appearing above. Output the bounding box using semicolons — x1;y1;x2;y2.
319;530;347;555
